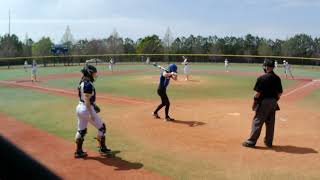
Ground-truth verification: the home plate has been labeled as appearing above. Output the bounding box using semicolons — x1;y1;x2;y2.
280;118;287;122
227;112;241;116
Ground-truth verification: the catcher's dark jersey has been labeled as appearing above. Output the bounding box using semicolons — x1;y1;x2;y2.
78;79;96;104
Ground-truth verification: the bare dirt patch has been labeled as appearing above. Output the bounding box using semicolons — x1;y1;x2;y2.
0;113;169;180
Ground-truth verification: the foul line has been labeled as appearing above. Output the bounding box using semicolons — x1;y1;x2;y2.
282;81;316;97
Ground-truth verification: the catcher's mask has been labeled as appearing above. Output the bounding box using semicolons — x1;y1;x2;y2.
81;64;98;82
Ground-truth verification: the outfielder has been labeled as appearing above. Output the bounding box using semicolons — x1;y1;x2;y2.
108;58;114;72
182;56;190;81
31;60;38;82
153;64;178;121
284;61;294;79
74;64;111;158
24;60;28;72
225;58;229;72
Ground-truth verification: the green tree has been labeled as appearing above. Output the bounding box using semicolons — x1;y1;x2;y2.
282;34;314;57
32;37;53;56
258;39;273;56
106;29;124;54
123;38;136;54
136;35;163;54
0;34;23;57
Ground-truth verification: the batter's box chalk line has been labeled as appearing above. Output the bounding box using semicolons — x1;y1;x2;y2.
280;117;288;122
227;112;241;116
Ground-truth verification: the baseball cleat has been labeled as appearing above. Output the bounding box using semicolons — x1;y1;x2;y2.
99;146;112;155
153;113;161;119
74;150;88;158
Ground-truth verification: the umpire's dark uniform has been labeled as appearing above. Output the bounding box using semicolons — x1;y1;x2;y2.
243;60;283;148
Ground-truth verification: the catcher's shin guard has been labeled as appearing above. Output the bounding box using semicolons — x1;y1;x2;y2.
75;138;87;158
96;135;111;155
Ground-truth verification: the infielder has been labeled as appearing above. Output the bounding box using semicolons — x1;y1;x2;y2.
153;64;178;121
225;58;229;72
74;64;111;158
31;60;38;82
284;61;294;79
182;56;190;81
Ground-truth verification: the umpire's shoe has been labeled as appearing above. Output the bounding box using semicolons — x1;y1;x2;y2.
264;139;273;148
242;140;256;148
165;116;175;122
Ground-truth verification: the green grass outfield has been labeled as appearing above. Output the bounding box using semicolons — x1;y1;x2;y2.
0;63;319;80
41;71;296;100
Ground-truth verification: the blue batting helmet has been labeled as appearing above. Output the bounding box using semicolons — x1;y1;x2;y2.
168;64;178;73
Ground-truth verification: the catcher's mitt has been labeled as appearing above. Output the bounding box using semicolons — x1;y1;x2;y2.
93;104;101;113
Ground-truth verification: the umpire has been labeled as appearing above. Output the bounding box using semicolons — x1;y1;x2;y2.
243;59;283;148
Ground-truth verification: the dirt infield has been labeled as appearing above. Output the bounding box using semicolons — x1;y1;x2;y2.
0;113;169;180
0;69;320;179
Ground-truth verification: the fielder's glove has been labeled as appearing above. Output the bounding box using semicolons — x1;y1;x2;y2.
93;103;101;113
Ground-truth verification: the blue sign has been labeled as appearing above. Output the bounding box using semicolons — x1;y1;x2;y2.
51;44;68;55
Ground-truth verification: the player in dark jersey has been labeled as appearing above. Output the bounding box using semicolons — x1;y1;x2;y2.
153;64;178;121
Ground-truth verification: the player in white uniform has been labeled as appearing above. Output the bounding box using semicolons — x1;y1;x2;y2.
31;60;38;82
24;60;28;72
108;58;114;72
224;58;229;72
182;56;190;81
284;61;294;79
146;57;150;64
274;60;278;69
74;64;111;158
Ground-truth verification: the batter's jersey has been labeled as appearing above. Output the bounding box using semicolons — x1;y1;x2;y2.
158;70;170;90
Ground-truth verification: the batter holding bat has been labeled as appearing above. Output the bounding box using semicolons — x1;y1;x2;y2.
153;63;178;121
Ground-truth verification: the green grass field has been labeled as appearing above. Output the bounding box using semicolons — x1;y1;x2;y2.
0;63;319;180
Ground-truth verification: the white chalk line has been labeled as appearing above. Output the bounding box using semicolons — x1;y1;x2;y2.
283;81;316;97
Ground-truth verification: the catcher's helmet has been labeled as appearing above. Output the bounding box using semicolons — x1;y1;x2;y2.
168;64;178;73
81;64;97;82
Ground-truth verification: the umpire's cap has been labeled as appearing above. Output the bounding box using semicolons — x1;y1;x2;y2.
263;59;275;67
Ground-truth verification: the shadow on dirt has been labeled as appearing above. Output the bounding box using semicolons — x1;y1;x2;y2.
255;145;318;154
84;151;144;171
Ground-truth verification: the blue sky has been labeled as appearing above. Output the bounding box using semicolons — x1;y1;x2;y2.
0;0;319;43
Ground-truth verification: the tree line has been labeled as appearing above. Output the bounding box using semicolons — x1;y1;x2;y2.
1;26;320;59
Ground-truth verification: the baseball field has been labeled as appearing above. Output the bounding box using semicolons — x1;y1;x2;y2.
0;63;319;180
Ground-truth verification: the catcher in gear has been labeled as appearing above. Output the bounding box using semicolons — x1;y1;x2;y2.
74;64;111;158
153;64;178;121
